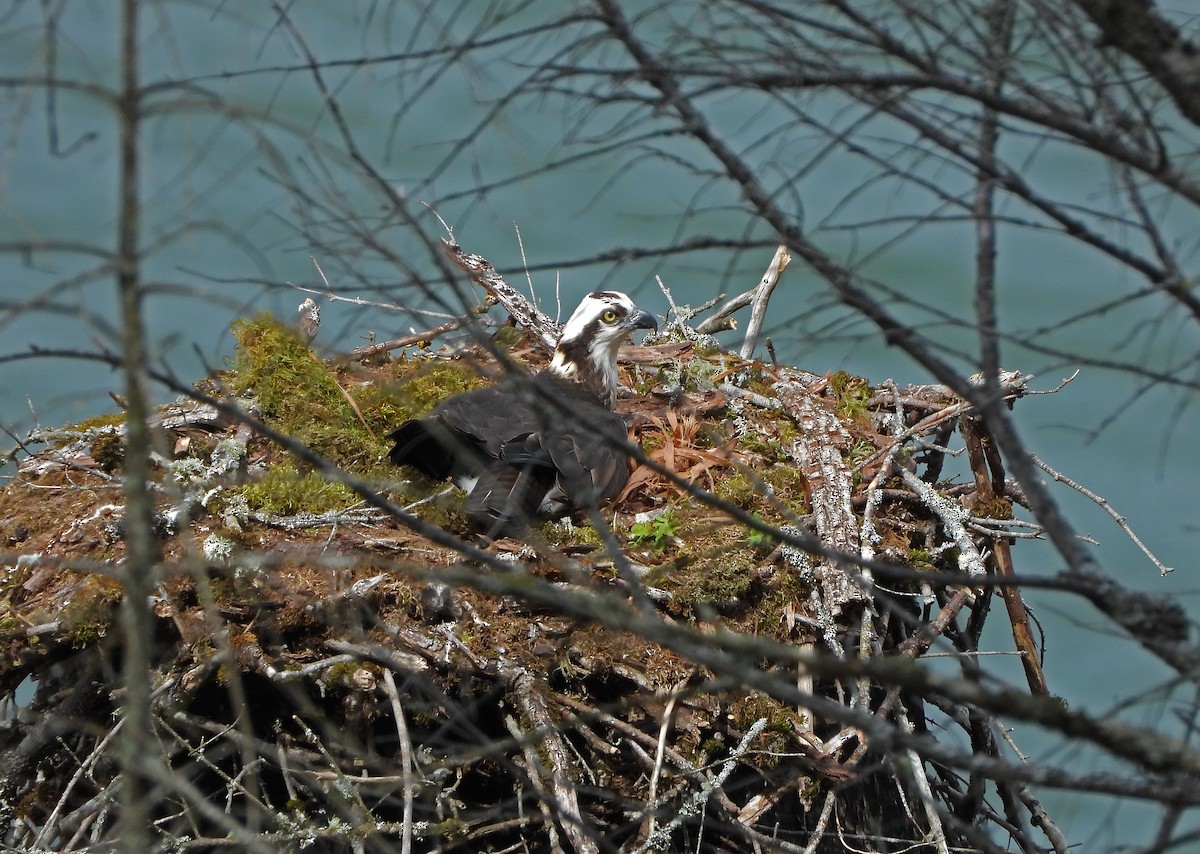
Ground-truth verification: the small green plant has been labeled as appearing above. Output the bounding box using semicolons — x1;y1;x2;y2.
745;513;775;549
629;511;680;552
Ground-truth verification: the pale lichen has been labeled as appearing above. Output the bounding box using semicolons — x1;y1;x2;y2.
203;533;236;563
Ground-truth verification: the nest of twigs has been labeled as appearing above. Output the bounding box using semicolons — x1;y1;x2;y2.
0;244;1048;853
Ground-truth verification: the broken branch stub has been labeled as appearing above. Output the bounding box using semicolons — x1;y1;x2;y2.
442;237;559;349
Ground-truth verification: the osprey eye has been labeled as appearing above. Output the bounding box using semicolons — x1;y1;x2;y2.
601;309;619;323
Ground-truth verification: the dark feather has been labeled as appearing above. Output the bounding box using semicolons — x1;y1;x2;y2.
388;373;632;535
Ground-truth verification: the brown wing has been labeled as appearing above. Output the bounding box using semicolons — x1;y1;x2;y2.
388;373;633;535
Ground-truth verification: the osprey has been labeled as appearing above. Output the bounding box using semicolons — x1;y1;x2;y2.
387;291;658;536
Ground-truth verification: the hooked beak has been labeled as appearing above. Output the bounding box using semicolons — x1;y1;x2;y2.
627;309;658;333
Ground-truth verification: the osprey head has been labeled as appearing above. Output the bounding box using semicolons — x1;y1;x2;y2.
547;290;657;407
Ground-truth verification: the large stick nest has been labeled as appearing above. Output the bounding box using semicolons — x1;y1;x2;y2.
0;246;1046;852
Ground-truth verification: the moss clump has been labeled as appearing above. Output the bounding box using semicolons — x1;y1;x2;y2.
73;413;124;432
908;548;935;571
828;370;874;425
232;314;462;473
231;315;379;467
232;314;344;424
970;495;1013;520
90;431;125;472
61;575;123;648
716;465;807;517
491;325;527;350
372;359;486;424
714;471;759;510
679;358;722;393
0;613;24;644
429;818;468;841
764;464;808;511
737;430;784;461
728;692;804;767
650;521;762;618
730;691;804;734
541;519;604;549
235;465;357;516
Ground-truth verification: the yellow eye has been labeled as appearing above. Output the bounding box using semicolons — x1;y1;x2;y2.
601;309;619;323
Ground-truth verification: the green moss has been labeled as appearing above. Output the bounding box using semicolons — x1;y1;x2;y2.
90;431;124;472
777;419;800;445
352;359;487;480
764;464;808;510
231;314;381;469
374;359;486;424
235;465;357;516
0;614;24;644
229;315;488;475
973;495;1013;520
738;694;798;730
429;818;468;840
714;471;759;510
491;325;526;349
828;370;874;424
542;519;604;549
679;357;722;393
73;413;125;432
649;523;762;618
908;548;935;571
232;314;345;425
717;465;807;517
737;430;783;461
60;575;123;648
322;660;372;690
640;432;665;454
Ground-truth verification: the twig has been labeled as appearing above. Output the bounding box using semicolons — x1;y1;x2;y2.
556;695;741;819
513;221;539;310
1031;454;1174;576
695;292;751;334
740;244;791;359
503;713;562;852
287;281;452;318
633;717;768;853
645;687;681;839
1025;369;1079;395
801;791;838;854
247;506;386;531
266;654;358;682
347;316;472;360
511;672;600;854
382;669;417;854
960;413;1049;695
897;707;950;854
1017;785;1070;854
32;704;127;849
898;468;987;577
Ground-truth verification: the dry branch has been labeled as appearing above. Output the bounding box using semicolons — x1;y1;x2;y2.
442;238;559;349
962;415;1048;696
740;244;791;359
772;378;869;618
